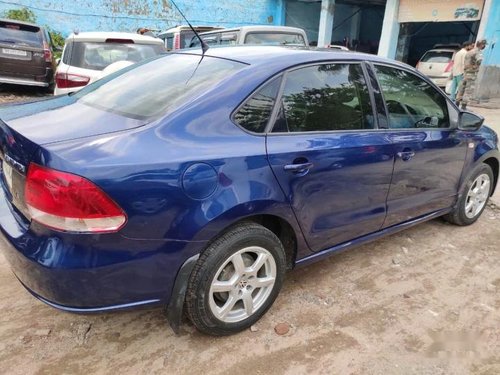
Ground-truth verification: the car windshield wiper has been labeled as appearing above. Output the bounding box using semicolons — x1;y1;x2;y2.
0;39;17;44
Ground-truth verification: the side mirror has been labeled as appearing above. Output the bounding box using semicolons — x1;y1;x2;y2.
55;58;61;65
458;111;484;131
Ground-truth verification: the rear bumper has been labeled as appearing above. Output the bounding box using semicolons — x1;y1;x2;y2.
0;76;48;87
429;77;449;87
0;187;204;312
0;67;53;88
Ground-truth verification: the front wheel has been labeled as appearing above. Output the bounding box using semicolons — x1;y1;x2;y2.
444;163;494;226
185;222;286;336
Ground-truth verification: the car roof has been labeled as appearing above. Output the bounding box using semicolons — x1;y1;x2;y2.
67;31;163;45
198;25;306;35
179;45;412;70
0;18;42;28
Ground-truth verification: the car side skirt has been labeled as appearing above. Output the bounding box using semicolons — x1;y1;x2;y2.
295;207;452;268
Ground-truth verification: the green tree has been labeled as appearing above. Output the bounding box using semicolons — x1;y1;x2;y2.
3;7;36;23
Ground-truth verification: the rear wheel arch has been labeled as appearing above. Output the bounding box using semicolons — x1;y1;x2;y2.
202;214;298;270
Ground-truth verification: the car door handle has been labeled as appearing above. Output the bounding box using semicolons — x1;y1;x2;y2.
396;151;416;161
284;162;313;173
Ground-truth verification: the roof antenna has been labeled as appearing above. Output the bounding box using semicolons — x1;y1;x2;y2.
169;0;209;54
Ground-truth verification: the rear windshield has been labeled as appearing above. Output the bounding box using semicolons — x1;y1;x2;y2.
420;51;453;63
0;21;43;47
244;32;305;46
68;41;164;70
75;53;245;119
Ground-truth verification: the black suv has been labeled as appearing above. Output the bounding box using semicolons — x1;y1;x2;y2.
0;18;55;89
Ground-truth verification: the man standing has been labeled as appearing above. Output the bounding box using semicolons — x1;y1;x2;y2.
456;39;487;109
450;41;472;101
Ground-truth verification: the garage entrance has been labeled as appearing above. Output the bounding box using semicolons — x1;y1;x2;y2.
398;21;479;66
284;0;386;53
394;0;484;66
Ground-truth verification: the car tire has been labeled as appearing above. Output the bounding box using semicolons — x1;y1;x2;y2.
444;163;494;226
185;222;286;336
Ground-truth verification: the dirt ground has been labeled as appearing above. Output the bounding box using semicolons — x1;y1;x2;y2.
0;86;499;375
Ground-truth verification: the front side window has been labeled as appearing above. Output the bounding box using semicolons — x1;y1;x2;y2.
374;65;449;129
233;77;281;133
275;63;374;132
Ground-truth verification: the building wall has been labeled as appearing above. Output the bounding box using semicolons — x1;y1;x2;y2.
0;0;284;36
477;0;500;99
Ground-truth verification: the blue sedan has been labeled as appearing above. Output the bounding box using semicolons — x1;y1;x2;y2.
0;46;498;335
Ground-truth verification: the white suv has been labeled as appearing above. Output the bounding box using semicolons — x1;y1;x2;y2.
54;32;164;95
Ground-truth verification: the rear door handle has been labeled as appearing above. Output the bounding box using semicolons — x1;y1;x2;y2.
284;162;313;173
396;151;415;161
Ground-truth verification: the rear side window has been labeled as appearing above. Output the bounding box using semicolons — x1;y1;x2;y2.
76;54;245;119
234;77;281;133
374;65;449;129
420;51;453;63
0;21;43;47
68;42;163;70
275;63;374;132
244;32;305;46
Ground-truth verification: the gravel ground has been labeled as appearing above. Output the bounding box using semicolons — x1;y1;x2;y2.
0;88;499;375
0;84;50;104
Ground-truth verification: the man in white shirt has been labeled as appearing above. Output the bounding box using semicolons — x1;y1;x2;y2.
450;41;473;101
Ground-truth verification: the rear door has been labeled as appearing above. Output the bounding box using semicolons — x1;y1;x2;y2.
266;62;394;252
371;64;467;227
0;20;45;79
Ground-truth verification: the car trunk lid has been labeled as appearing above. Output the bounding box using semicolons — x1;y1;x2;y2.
0;96;148;219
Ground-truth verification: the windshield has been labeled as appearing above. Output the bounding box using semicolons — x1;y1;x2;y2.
75;53;245;119
420;51;453;63
69;42;164;70
244;32;305;46
0;21;42;47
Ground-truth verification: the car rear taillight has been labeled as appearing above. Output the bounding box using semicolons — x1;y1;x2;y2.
55;72;90;89
174;33;181;50
43;41;52;63
444;61;453;72
25;163;127;233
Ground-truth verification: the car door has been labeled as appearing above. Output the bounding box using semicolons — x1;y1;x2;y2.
371;64;468;227
266;62;394;252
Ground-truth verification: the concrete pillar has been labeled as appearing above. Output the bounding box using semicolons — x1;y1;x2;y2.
318;0;335;47
350;6;361;43
378;0;400;59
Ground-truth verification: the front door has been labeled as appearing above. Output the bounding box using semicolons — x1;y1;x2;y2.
266;63;394;252
371;64;468;227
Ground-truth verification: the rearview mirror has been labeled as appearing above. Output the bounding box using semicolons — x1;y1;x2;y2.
458;111;484;131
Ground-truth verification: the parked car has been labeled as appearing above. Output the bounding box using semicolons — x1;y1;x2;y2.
0;18;55;89
416;45;460;88
189;25;308;48
0;46;498;336
54;32;165;95
157;25;224;51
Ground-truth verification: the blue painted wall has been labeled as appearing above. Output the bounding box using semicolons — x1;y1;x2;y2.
477;0;500;99
0;0;284;36
481;0;500;67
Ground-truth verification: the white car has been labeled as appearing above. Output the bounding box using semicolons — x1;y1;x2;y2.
54;31;164;95
416;46;460;88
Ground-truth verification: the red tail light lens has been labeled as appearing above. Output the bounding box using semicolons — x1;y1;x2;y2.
25;163;127;233
444;61;453;72
55;72;90;89
43;41;52;63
